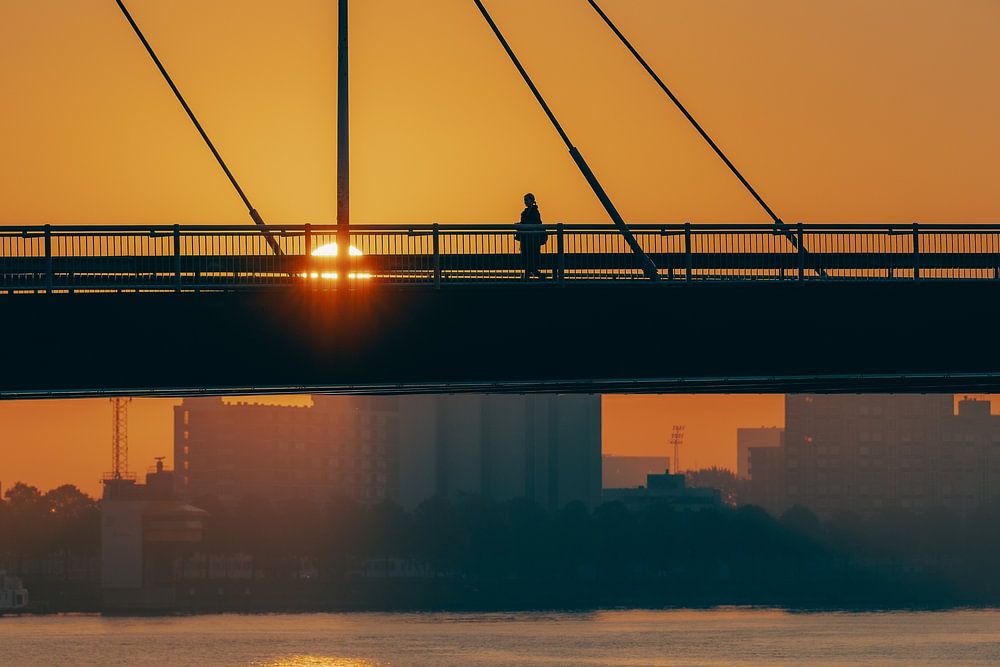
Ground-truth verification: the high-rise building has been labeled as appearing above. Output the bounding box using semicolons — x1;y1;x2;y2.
174;394;602;511
393;394;602;512
771;395;1000;516
175;396;395;507
736;427;783;479
746;445;784;513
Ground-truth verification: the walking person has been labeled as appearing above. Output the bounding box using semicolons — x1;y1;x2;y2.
515;193;547;280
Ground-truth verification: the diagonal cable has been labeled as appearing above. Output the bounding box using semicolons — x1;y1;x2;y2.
586;0;826;278
114;0;282;256
473;0;659;280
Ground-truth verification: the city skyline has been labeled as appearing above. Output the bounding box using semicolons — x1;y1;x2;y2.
2;393;787;496
6;393;999;498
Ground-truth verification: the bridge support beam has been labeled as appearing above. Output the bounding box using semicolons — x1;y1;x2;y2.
1;282;999;398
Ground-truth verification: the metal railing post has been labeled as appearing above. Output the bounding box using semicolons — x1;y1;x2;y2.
44;224;53;293
797;223;805;281
684;222;693;282
886;224;895;280
173;224;181;292
304;223;312;256
664;226;674;281
432;223;441;288
556;223;565;283
912;222;920;282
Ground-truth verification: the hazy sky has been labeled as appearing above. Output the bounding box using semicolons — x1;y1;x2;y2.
3;0;998;226
1;1;998;495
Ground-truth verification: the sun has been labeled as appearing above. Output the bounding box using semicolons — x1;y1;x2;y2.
302;242;370;280
311;242;363;257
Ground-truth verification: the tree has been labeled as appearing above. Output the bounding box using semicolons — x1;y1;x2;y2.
321;495;365;578
234;494;278;581
364;500;412;563
1;483;99;577
453;496;505;579
552;501;593;580
43;485;99;580
3;483;47;571
413;495;459;574
686;467;748;507
499;497;552;580
780;504;822;539
592;501;636;579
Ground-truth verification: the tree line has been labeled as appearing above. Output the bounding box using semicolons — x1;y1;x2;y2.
0;483;100;576
7;480;1000;606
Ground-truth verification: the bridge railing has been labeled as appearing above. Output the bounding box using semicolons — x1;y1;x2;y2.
1;223;999;291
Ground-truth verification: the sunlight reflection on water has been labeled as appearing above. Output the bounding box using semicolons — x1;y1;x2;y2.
254;658;379;667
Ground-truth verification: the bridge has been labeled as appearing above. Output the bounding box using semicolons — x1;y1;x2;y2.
1;222;998;399
3;1;997;399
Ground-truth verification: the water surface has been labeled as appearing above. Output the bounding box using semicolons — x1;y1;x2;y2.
2;609;1000;666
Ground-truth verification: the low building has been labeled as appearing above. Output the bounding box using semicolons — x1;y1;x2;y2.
604;469;721;511
101;460;207;610
0;571;28;611
602;455;670;489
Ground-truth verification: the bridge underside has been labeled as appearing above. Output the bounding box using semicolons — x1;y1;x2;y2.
1;282;997;399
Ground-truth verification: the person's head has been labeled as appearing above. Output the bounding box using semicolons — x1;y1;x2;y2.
524;193;536;206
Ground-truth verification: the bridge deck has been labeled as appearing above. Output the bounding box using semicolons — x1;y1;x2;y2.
1;281;998;398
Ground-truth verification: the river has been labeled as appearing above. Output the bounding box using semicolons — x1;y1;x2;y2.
2;609;1000;665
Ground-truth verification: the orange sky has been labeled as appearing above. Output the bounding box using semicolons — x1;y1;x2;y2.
1;1;998;495
2;0;997;226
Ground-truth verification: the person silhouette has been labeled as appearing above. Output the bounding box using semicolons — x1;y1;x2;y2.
515;193;546;280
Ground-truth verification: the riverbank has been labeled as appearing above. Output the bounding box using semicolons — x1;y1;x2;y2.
13;573;988;615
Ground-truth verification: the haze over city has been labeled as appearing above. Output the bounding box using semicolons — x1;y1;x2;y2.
2;395;790;495
3;0;1000;663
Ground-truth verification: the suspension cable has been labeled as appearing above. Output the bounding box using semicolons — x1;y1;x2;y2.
586;0;827;277
113;0;282;256
472;0;659;280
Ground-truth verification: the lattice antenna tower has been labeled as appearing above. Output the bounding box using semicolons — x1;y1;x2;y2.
670;425;686;474
110;397;132;480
